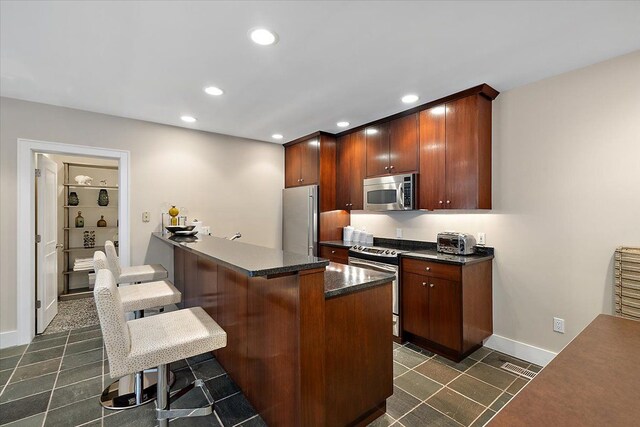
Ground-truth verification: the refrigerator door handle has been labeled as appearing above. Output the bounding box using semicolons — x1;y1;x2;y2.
308;193;314;256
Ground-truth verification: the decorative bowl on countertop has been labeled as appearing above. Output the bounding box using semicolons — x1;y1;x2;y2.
175;230;198;236
165;225;195;233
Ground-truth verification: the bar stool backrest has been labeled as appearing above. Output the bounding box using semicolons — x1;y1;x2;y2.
104;240;122;277
93;251;118;282
94;269;131;374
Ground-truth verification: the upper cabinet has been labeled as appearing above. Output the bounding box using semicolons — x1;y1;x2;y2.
336;130;366;210
419;93;493;210
285;137;319;187
365;113;419;177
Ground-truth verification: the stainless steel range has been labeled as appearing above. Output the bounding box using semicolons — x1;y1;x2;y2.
348;245;409;337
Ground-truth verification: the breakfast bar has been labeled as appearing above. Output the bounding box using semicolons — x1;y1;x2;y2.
152;232;395;427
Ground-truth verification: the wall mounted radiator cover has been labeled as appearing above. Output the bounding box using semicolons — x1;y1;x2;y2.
615;247;640;320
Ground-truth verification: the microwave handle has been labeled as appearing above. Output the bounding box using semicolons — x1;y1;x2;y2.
398;184;405;210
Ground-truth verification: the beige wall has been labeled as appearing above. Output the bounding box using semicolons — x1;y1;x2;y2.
0;100;284;333
352;51;640;353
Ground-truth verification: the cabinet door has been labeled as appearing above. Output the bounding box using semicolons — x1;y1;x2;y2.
285;143;302;188
336;134;351;210
365;122;390;177
349;130;366;210
401;272;430;339
419;106;446;210
428;277;462;351
389;113;419;174
300;138;319;185
445;95;478;209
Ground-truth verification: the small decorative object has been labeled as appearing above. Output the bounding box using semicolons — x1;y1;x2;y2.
68;192;79;206
100;179;107;186
83;230;96;248
98;189;109;206
97;215;107;227
168;205;180;226
74;175;93;185
75;211;85;228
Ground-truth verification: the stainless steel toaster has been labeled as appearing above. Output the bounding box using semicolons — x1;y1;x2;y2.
437;232;477;255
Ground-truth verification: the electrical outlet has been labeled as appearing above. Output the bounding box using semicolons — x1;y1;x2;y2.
477;232;486;245
396;228;403;238
142;211;150;223
553;317;565;333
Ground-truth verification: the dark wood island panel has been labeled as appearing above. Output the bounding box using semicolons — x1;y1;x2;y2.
172;245;392;427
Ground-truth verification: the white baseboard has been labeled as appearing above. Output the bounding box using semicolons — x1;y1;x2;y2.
0;330;24;349
484;334;557;367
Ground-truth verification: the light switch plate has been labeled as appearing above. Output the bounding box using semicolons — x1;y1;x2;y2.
396;228;403;238
142;211;150;223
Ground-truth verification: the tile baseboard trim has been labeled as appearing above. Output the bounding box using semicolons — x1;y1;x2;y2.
484;334;557;367
0;330;22;349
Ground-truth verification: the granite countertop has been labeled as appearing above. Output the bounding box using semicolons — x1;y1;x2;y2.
324;262;395;299
401;249;494;265
319;240;353;249
153;232;329;277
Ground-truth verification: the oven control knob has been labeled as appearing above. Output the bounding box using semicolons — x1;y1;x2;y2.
385;250;390;254
391;251;396;255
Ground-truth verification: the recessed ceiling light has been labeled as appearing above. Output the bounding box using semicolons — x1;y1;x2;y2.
181;115;197;123
401;94;419;104
337;121;350;128
431;106;446;115
365;128;378;135
272;134;283;140
249;28;278;46
204;86;224;96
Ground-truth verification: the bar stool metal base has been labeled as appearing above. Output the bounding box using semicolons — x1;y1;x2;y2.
101;370;176;410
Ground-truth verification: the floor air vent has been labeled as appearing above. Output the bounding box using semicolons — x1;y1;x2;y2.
501;362;537;380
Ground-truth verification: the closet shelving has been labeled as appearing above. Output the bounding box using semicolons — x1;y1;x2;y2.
61;162;118;300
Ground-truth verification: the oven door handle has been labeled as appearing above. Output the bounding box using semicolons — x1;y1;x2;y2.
349;258;398;273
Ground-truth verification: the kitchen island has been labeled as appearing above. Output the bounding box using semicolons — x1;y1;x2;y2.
153;232;394;427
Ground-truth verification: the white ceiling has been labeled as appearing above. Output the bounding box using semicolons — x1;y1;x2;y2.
2;1;639;143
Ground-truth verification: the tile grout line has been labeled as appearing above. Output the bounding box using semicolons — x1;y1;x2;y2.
0;344;29;398
14;344;103;371
101;343;105;427
40;330;71;427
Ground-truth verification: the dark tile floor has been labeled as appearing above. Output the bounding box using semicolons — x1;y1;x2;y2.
0;325;265;427
375;343;541;427
1;326;540;427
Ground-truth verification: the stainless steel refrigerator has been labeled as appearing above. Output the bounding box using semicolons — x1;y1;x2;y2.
282;185;318;256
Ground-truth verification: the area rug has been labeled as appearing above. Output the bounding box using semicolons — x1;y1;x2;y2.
43;297;100;334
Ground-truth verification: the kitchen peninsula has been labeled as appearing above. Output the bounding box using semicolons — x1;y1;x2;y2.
152;232;395;427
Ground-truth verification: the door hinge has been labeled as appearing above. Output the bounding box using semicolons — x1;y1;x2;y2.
36;234;42;243
35;168;41;177
36;300;42;309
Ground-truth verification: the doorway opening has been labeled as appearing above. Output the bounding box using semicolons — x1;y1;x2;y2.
36;154;120;335
14;139;130;347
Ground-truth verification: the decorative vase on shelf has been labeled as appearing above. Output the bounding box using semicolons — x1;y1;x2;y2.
68;192;79;206
97;216;107;227
75;211;84;228
83;230;95;248
98;189;109;206
168;205;179;226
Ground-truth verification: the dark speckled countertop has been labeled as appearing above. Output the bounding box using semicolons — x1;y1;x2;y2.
153;232;329;277
400;250;493;265
324;262;395;299
319;240;353;249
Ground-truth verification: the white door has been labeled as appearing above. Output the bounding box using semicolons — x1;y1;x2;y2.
36;154;59;333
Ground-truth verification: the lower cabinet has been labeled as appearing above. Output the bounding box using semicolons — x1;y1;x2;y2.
401;257;492;361
318;244;349;265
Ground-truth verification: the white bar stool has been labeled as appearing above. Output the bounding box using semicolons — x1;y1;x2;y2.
94;269;227;427
93;251;182;409
105;240;168;284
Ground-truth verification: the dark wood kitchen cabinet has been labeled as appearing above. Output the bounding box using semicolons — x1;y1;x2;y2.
318;244;349;265
284;137;319;187
401;257;492;361
336;129;366;210
365;113;419;177
419;92;494;210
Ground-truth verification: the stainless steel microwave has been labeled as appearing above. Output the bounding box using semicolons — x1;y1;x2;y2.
363;173;416;211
